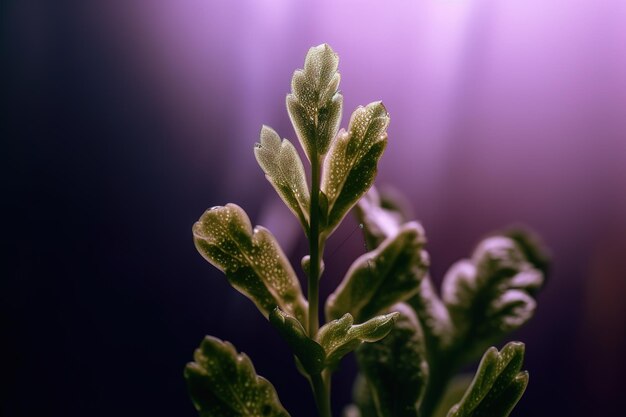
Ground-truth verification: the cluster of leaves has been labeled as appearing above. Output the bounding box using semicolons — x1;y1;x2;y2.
187;44;548;417
346;187;547;417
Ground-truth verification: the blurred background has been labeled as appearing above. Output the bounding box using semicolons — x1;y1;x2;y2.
3;0;625;416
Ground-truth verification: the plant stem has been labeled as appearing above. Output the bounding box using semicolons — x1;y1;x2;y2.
308;153;321;337
418;352;456;417
308;147;332;417
311;373;332;417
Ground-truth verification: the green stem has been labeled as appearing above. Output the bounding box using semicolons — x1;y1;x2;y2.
308;149;332;417
308;153;321;337
418;351;457;417
419;370;449;417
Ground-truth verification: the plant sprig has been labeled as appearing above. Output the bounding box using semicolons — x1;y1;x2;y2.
187;44;549;417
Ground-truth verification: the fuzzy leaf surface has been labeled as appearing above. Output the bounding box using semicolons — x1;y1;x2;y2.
326;222;428;322
441;236;544;361
185;336;291;417
287;43;343;161
317;312;399;370
321;101;390;237
254;126;310;231
269;308;325;375
446;342;528;417
193;204;307;324
356;304;429;417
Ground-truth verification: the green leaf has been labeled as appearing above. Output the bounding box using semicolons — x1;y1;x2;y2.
504;227;551;282
269;308;326;375
321;101;390;237
287;43;343;161
354;186;407;249
408;278;455;353
326;222;428;322
185;336;291;417
254;126;310;232
317;312;399;370
446;342;529;417
193;204;308;324
441;236;544;361
353;186;454;351
356;304;429;417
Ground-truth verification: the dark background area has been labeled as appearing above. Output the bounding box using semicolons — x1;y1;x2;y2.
3;1;625;417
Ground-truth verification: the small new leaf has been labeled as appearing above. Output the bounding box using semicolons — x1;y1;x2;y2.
326;222;428;322
269;308;326;375
317;312;399;370
254;126;310;232
185;336;291;417
321;101;390;237
442;236;544;361
301;255;325;279
446;342;528;417
356;304;429;417
193;204;308;324
287;43;343;161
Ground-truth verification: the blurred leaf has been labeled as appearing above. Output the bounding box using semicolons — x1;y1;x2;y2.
343;405;363;417
408;277;455;353
287;43;343;161
326;222;428;322
353;186;454;350
269;308;326;375
446;342;528;417
504;227;551;281
441;236;544;361
432;375;473;417
185;336;291;417
317;312;399;370
356;304;429;417
193;204;308;324
321;101;390;237
354;186;406;249
346;374;378;417
254;126;310;232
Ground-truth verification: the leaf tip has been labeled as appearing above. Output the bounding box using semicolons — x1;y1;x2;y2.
269;307;285;325
386;311;401;322
502;341;526;359
516;370;530;385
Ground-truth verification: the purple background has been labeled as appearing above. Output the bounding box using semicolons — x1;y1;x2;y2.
4;1;626;416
